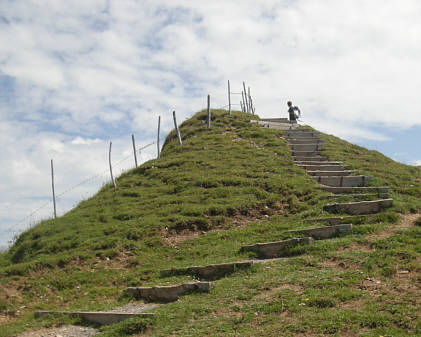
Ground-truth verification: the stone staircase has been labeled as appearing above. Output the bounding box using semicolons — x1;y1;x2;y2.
284;128;392;213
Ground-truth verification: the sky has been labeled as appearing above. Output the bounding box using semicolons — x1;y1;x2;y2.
1;0;421;248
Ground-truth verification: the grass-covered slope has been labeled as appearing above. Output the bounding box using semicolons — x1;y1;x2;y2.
320;132;421;212
1;111;321;272
0;111;420;337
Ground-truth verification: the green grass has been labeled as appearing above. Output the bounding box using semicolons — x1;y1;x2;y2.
0;110;420;336
320;131;421;213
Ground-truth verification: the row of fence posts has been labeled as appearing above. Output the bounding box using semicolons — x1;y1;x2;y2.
227;80;255;115
49;81;253;218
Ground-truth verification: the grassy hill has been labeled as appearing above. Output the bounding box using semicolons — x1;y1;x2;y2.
0;110;420;336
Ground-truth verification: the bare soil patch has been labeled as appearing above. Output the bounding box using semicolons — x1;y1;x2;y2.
256;283;304;300
366;212;420;241
14;325;98;337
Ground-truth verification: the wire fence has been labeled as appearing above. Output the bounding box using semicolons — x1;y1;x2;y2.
5;141;157;244
3;80;256;247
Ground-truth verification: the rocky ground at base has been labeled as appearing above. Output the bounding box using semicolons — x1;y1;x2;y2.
14;325;98;337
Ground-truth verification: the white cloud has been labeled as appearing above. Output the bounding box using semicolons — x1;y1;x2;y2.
1;0;421;245
71;137;102;145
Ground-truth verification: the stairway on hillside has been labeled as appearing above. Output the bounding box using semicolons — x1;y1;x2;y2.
284;128;393;215
30;119;395;334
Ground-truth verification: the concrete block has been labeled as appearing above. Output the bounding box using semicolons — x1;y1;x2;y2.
307;170;355;176
320;192;389;200
313;175;373;187
288;138;323;145
290;144;323;151
320;186;389;194
160;261;254;280
304;215;372;225
241;237;314;258
323;199;393;215
295;161;343;165
125;282;211;303
298;165;348;171
292;150;325;157
288;224;352;239
293;156;329;162
35;311;154;325
285;132;320;138
259;118;290;122
259;121;297;130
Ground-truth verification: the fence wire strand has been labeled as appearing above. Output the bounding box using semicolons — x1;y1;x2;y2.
6;84;254;242
8;141;156;237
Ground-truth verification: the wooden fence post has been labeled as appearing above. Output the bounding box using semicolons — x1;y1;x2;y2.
173;111;182;145
131;134;138;168
248;87;252;113
109;141;116;190
51;159;57;219
207;94;211;129
243;82;249;113
228;80;231;114
241;91;246;112
240;101;244;112
157;116;161;158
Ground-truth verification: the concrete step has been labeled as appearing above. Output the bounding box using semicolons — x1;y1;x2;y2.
292;150;326;157
320;192;389;200
35;311;154;325
241;237;314;258
285;129;318;133
124;282;211;303
307;170;355;176
324;199;393;215
320;186;389;194
288;138;323;144
285;132;320;138
295;161;343;165
259;121;297;130
313;175;373;187
298;164;347;171
293;156;329;162
304;215;375;225
160;261;254;280
288;224;352;239
259;118;290;122
290;144;324;151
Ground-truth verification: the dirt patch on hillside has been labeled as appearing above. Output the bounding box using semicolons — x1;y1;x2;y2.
366;212;420;241
14;325;99;337
161;212;271;247
0;313;16;324
256;283;304;299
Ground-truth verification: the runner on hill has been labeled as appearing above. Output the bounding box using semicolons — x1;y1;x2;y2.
287;101;301;123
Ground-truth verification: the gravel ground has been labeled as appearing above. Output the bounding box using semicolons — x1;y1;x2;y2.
13;325;99;337
12;303;159;337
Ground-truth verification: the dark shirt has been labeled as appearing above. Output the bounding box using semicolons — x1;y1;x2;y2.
288;106;300;120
